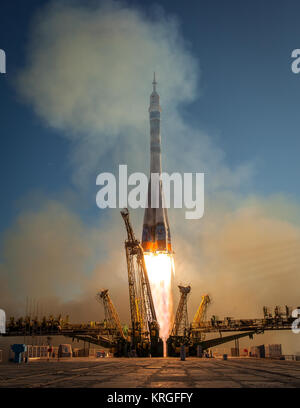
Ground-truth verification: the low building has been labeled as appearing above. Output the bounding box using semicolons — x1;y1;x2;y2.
265;344;282;359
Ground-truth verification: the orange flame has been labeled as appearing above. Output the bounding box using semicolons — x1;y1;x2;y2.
144;253;174;346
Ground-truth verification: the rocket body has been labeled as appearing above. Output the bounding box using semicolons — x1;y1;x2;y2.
142;76;172;254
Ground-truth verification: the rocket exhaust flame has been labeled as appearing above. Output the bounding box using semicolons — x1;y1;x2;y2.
144;252;174;344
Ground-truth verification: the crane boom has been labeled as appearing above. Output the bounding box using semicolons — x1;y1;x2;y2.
121;208;157;325
171;285;191;337
96;289;125;340
192;294;211;326
120;208;162;356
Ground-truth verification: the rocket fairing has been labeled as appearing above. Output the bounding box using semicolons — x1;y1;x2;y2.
142;74;172;254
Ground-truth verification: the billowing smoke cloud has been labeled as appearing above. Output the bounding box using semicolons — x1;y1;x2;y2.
2;0;299;353
172;194;300;352
2;195;299;338
19;1;197;135
17;0;253;190
0;199;131;322
180;195;300;316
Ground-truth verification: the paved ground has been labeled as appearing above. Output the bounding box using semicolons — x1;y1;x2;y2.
0;357;300;388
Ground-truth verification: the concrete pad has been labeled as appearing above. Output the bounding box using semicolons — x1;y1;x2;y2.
148;382;193;388
240;381;296;388
1;358;300;388
194;381;242;388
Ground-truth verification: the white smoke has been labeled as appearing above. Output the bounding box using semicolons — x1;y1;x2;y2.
17;0;253;190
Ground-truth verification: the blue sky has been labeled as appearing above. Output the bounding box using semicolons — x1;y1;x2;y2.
1;0;299;235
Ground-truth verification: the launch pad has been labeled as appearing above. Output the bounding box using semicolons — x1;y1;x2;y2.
1;357;300;388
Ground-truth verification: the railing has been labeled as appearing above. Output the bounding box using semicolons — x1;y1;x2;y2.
26;345;50;359
192;317;295;333
283;355;300;361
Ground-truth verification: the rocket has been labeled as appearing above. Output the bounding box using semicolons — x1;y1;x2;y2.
142;74;172;254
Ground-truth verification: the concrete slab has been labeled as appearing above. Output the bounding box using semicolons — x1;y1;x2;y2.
0;357;299;388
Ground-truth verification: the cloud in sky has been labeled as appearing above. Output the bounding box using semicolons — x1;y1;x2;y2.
0;198;129;320
18;0;197;135
17;0;254;189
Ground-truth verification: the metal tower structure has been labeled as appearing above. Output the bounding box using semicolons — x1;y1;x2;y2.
171;285;191;337
192;295;211;326
96;289;125;340
191;294;211;343
121;208;163;356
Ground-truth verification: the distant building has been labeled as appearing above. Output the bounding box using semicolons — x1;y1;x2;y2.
265;344;282;359
250;344;283;359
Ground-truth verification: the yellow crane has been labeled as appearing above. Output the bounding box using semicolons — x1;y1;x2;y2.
192;294;211;328
190;294;211;346
96;289;125;340
120;208;162;356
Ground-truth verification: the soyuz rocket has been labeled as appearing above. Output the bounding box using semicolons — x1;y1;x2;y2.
141;74;172;254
